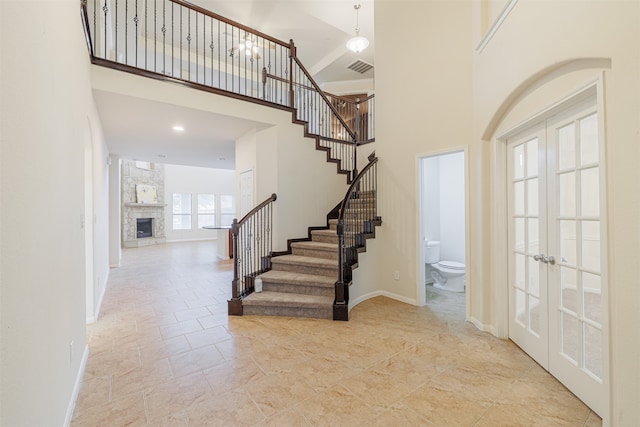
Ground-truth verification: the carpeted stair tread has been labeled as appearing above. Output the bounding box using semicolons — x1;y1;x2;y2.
271;254;337;268
243;291;333;308
259;270;335;287
311;229;337;236
291;241;338;251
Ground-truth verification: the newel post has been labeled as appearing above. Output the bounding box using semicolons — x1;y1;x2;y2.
333;220;349;321
228;218;243;315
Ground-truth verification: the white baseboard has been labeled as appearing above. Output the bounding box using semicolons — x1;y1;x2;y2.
349;290;418;311
165;237;216;243
64;344;89;427
468;316;498;336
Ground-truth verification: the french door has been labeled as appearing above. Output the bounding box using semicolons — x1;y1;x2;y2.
507;96;607;416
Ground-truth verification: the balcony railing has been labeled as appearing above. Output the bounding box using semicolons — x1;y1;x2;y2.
81;0;374;181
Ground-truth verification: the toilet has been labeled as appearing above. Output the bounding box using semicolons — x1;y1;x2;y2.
424;240;466;292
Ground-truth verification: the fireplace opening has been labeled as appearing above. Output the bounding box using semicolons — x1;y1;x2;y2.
137;218;152;238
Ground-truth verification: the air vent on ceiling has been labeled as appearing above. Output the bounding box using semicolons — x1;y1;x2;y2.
346;59;374;74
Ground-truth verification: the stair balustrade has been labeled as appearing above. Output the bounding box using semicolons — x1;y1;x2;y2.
228;193;277;316
334;154;380;320
80;0;373;181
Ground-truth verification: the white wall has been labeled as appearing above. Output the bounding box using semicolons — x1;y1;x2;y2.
471;1;640;423
92;66;347;251
422;156;441;242
438;151;465;263
374;0;473;307
0;0;109;424
88;112;110;324
163;164;235;241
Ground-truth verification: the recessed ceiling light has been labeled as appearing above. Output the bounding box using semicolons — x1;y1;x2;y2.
172;125;184;132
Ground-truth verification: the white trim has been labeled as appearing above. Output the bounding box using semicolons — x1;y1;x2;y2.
415;146;470;321
476;0;519;54
469;316;498;336
493;74;609;421
349;290;418;311
64;345;89;427
494;79;602;340
86;270;108;324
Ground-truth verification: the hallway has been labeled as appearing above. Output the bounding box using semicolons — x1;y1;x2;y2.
71;241;601;426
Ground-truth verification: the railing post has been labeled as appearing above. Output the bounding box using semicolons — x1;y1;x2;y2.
334;219;348;320
228;218;243;315
262;67;267;100
352;98;360;181
289;39;296;108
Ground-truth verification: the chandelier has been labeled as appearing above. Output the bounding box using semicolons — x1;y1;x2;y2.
346;4;369;54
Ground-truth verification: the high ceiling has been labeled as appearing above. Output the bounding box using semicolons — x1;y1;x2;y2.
194;0;375;83
96;0;375;169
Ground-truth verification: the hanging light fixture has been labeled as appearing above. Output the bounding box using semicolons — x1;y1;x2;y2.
346;4;369;54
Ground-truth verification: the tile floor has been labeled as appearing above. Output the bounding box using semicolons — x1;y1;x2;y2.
71;241;602;426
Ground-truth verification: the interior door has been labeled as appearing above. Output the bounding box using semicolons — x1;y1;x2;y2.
507;124;549;368
507;95;607;417
547;105;606;416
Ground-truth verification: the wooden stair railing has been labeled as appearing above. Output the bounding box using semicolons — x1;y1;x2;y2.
80;0;373;181
228;193;277;316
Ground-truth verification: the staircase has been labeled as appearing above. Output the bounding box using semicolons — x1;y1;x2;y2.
242;227;339;319
241;186;378;320
80;0;380;321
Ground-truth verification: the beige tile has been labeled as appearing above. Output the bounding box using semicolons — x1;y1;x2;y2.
496;380;592;424
475;402;579;427
250;342;310;375
73;242;599;426
186;389;265;426
138;335;191;365
159;319;203;340
173;307;213;322
246;371;317;417
296;384;376;425
185;325;232;349
169;344;226;378
203;358;265;395
371;403;437;427
83;347;140;380
111;358;173;399
145;412;189;427
197;313;229;329
71;391;146;427
403;383;492;426
428;366;516;404
256;407;312;427
294;353;361;392
144;371;212;422
74;376;111;413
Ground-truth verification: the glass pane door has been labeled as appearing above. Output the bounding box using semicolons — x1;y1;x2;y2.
547;107;606;417
507;127;548;367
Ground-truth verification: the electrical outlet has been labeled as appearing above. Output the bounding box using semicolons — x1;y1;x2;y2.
394;271;400;280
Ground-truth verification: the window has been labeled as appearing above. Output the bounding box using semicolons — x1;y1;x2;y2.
197;194;216;227
220;195;236;227
172;193;192;229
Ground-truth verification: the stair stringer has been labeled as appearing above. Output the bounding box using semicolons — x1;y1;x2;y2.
291;115;356;184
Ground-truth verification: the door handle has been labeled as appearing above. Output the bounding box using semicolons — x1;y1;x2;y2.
533;254;544;262
543;255;555;265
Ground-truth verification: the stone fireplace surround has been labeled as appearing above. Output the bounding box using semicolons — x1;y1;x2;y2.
121;160;167;248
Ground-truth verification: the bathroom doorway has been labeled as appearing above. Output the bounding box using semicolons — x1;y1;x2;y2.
417;149;469;317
